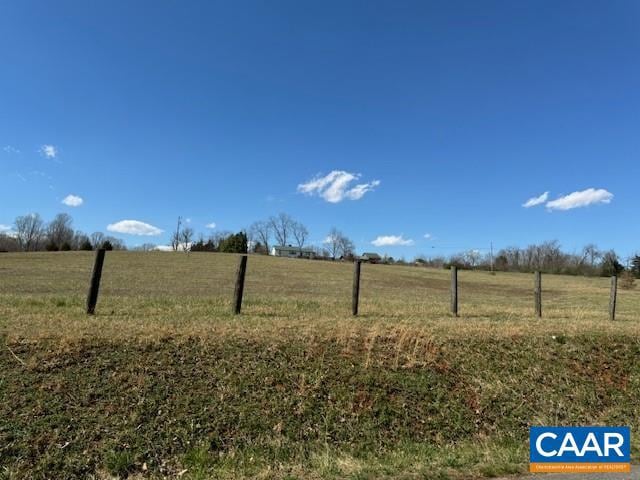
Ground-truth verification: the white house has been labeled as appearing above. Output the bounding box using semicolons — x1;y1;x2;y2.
270;245;316;259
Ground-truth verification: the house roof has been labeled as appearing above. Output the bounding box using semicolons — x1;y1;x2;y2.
361;252;381;258
273;245;315;253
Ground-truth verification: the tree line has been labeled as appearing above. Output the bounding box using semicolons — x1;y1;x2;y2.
415;240;640;278
248;213;354;259
169;212;356;259
5;212;638;279
1;213;125;252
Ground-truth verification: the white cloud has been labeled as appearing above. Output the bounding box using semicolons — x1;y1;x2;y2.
424;233;433;240
371;235;414;247
40;144;57;159
344;180;381;200
154;243;191;252
546;188;613;211
0;224;16;237
107;220;163;236
206;222;216;229
522;191;549;208
297;170;380;203
61;194;83;207
3;145;20;154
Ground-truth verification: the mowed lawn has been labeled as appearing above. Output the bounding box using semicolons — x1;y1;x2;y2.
1;252;640;479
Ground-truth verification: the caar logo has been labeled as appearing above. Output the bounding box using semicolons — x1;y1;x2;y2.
530;426;630;473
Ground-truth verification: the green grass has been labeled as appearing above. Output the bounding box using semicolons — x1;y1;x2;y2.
1;252;639;479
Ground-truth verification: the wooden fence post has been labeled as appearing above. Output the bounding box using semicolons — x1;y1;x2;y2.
534;271;542;318
609;275;617;321
450;266;458;316
352;260;361;316
86;248;106;315
232;255;248;314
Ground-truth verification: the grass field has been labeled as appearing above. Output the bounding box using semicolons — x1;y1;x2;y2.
1;252;639;479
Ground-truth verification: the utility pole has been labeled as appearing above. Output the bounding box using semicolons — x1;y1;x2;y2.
172;216;182;252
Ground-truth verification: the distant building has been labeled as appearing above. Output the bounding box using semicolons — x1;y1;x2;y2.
270;245;316;259
360;252;381;263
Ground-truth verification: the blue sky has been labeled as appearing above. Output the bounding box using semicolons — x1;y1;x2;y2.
1;1;639;258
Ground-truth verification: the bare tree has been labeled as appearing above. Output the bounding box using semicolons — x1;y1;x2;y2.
249;220;271;254
171;216;182;252
269;213;294;247
464;249;481;268
47;213;74;248
14;213;44;251
291;221;309;255
582;244;601;268
90;232;105;249
324;227;354;259
324;227;341;259
104;236;127;250
601;250;623;276
180;226;194;252
0;233;19;252
337;234;355;258
72;231;91;250
208;230;232;250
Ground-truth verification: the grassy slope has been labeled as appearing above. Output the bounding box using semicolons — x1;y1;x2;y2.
1;252;639;479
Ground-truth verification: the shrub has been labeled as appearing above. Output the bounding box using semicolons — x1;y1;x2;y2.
619;271;636;290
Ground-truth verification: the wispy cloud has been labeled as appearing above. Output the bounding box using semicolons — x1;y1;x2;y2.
40;144;57;159
371;235;414;247
297;170;380;203
522;191;549;208
424;233;433;240
107;220;163;236
546;188;613;211
61;194;83;207
3;145;20;154
206;222;216;229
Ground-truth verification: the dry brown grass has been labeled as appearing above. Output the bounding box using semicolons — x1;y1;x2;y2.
1;251;639;345
2;252;640;479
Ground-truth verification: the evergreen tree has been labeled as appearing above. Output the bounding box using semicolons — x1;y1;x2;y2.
219;232;248;253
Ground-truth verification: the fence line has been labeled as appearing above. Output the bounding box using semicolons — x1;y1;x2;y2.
83;253;621;320
534;271;542;318
610;275;618;321
450;266;458;317
352;260;361;316
86;248;105;315
232;255;248;314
